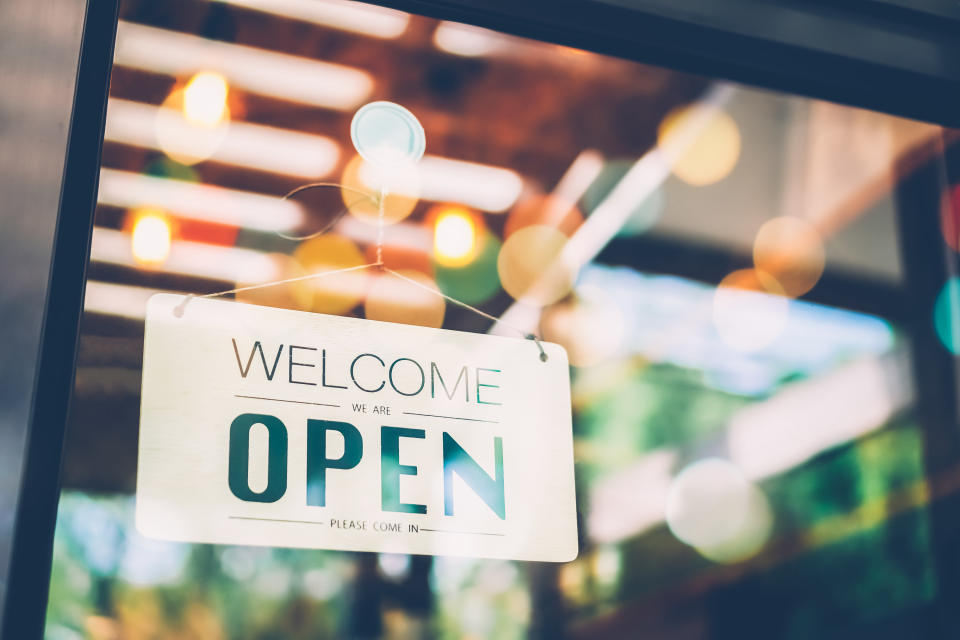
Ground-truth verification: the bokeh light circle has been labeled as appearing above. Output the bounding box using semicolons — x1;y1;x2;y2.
183;71;229;127
433;206;478;267
130;210;172;266
666;458;773;564
340;154;419;225
497;225;575;306
293;234;368;315
713;269;789;352
155;87;230;166
934;277;960;355
365;269;445;328
753;216;825;297
657;105;741;187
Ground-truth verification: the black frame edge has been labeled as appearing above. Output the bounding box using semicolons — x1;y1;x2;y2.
4;0;960;637
366;0;960;128
0;0;119;637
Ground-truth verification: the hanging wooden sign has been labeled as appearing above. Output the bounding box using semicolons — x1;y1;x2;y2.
136;294;578;562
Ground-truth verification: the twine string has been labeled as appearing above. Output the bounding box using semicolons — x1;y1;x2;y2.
172;263;379;317
172;182;548;361
382;267;547;362
275;182;376;241
376;188;386;267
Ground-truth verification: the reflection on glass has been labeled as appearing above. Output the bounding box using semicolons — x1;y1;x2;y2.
55;0;958;637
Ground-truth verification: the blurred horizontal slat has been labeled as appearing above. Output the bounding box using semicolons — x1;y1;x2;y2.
114;20;374;109
90;227;282;283
105;98;340;178
97;168;304;231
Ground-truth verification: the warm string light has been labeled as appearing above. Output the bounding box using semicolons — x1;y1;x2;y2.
130;210;173;266
433;206;477;267
155;72;232;166
182;71;230;127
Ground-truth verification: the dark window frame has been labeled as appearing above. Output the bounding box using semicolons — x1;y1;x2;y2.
4;0;958;636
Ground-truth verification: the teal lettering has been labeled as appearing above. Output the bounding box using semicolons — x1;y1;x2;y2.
431;362;469;401
351;353;386;392
232;339;283;380
475;368;502;405
322;349;347;389
388;358;425;397
288;345;317;385
228;413;288;503
443;433;505;519
381;426;427;514
306;420;363;507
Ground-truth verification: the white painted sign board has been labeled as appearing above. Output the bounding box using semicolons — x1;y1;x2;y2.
136;294;578;562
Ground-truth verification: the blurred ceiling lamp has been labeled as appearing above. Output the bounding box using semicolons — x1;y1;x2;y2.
105;99;339;178
492;84;736;337
182;71;229;126
712;269;789;353
728;354;910;480
347;154;523;215
657;103;741;186
84;281;164;320
91;227;281;283
752;216;825;297
114;21;373;110
433;21;506;57
666;458;772;563
98;168;305;232
204;0;409;38
130;211;172;265
586;449;677;544
418;156;523;213
433;206;477;267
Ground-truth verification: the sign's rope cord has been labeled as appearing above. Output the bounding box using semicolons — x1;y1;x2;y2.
171;184;548;362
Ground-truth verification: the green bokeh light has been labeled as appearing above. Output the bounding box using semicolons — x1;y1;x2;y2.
933;277;960;354
434;231;502;305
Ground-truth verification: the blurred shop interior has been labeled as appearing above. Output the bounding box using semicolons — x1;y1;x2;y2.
45;0;960;638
